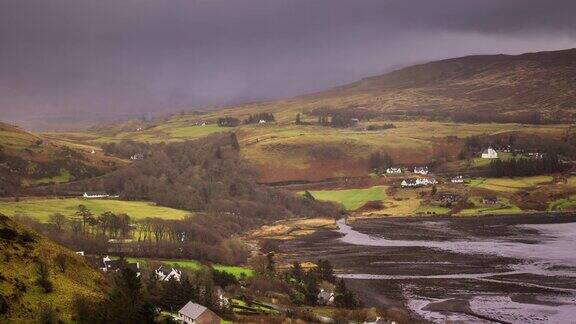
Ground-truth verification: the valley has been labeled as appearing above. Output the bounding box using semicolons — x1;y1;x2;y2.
2;48;576;323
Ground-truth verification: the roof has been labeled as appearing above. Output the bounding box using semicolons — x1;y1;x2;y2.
178;301;208;319
85;191;108;195
156;266;172;276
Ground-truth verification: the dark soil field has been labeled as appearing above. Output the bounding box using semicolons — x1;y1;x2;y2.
276;213;576;323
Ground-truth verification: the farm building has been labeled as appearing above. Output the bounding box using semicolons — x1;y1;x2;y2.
481;147;498;159
83;191;109;198
386;167;402;174
413;166;429;175
155;266;182;282
178;301;221;324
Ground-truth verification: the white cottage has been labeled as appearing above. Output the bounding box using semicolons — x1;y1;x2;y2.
481;147;498;159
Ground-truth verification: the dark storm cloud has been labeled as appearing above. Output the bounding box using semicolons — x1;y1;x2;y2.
0;0;575;128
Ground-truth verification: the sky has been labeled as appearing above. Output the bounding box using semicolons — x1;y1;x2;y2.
1;0;575;129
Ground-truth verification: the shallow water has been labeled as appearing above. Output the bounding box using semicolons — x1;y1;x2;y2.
335;218;576;323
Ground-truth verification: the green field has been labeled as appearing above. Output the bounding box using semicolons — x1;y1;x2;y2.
306;186;386;210
467;176;552;193
459;197;522;215
548;196;576;211
22;169;74;186
127;258;254;278
0;198;190;221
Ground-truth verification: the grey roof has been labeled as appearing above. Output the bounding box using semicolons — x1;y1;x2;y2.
179;301;208;319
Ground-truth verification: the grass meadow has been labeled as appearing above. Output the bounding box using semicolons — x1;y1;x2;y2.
306;186;387;210
0;198;190;221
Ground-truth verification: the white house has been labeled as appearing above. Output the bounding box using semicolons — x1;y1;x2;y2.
414;166;429;175
83;191;109;198
155;266;182;282
130;153;144;160
451;175;464;183
386;167;402;174
258;119;267;124
481;147;498;159
317;289;335;306
401;178;437;188
178;301;221;324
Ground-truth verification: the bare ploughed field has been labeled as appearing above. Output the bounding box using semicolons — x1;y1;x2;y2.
277;213;576;323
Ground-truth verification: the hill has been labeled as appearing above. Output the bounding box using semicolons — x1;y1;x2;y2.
43;49;576;183
313;48;576;120
0;122;126;194
0;214;105;322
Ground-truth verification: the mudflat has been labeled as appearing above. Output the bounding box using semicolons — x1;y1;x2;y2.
277;213;576;323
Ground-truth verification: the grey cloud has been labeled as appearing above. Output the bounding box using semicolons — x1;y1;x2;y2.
0;0;574;129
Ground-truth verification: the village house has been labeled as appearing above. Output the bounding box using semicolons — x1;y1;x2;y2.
386;167;402;174
258;119;267;124
413;166;429;175
481;147;498;159
317;289;335;306
83;191;109;199
215;287;229;308
178;301;222;324
100;256;141;276
451;175;464;183
155;266;182;282
130;153;144;160
401;178;437;188
482;196;498;205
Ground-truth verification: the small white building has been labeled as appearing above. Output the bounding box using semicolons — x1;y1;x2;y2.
386;167;402;174
401;178;437;188
155;266;182;282
451;175;464;183
83;191;109;199
258;119;267;124
317;289;335;306
481;147;498;159
414;166;429;175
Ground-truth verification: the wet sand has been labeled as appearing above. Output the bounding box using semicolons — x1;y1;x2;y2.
277;213;576;323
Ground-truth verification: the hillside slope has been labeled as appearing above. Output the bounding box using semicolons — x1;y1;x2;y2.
0;214;105;322
0;122;126;194
298;48;576;119
49;48;576;183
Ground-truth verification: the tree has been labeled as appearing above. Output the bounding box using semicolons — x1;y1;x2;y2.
290;262;304;281
55;253;67;273
295;113;301;125
334;279;359;308
35;260;53;293
48;213;67;231
317;259;336;283
75;205;94;235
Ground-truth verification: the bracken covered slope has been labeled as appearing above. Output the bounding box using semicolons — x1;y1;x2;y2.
0;214;105;323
